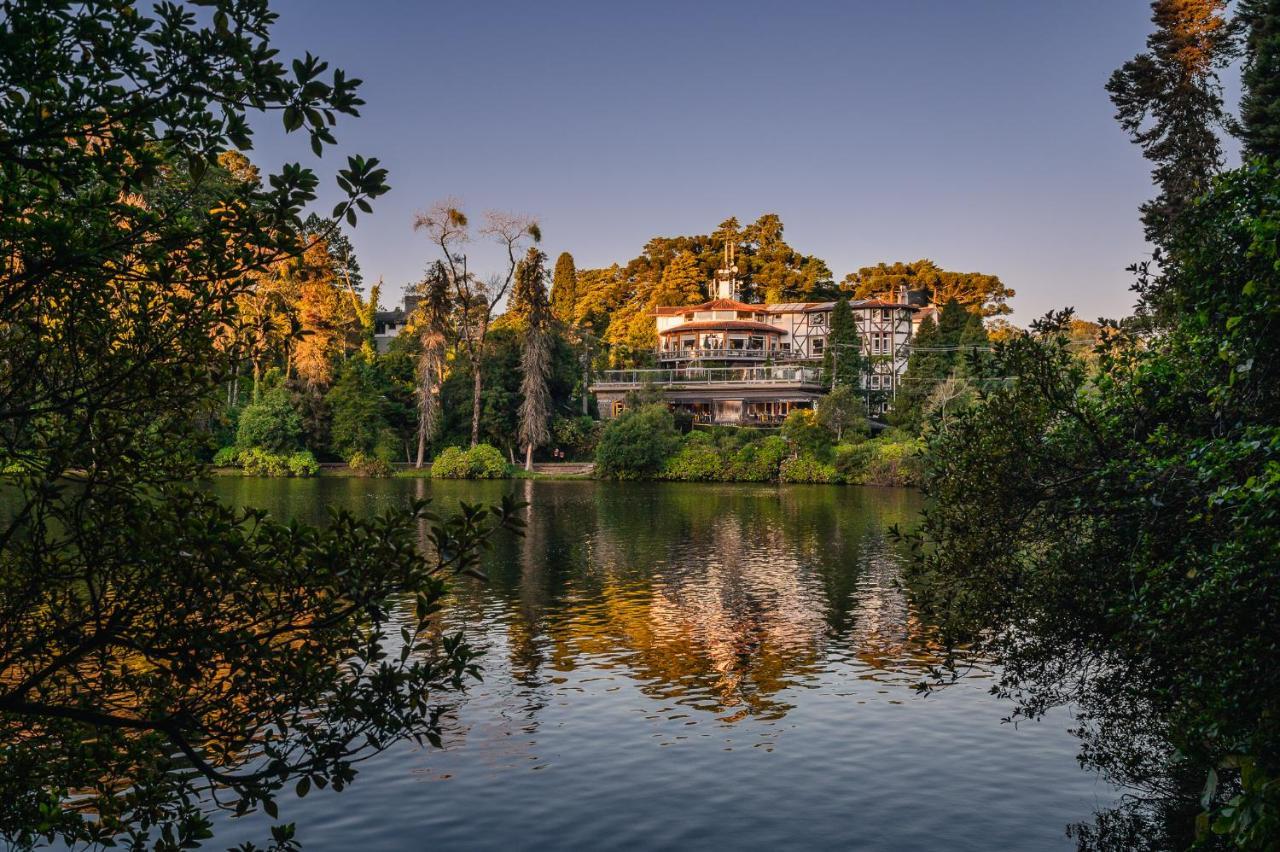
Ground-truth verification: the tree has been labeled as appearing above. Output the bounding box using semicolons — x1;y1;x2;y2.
906;30;1280;844
824;297;863;390
594;405;681;479
291;239;358;389
516;249;553;470
840;259;1015;317
236;382;304;454
410;262;452;468
1239;0;1280;160
654;250;705;306
414;201;540;446
550;251;579;325
817;386;864;442
780;409;834;460
1105;0;1234;246
0;3;532;849
326;355;394;461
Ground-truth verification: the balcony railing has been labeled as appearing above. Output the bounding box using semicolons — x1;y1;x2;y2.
591;365;824;389
656;347;775;361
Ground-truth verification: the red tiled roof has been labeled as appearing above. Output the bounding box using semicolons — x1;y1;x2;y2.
659;320;784;335
654;297;760;315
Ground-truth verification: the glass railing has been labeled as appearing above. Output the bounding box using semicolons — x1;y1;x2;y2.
591;366;824;387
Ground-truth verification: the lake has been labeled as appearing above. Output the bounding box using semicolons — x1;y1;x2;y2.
207;477;1113;851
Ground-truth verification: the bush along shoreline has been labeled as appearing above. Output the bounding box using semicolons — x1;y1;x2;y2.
594;404;923;486
210;405;922;486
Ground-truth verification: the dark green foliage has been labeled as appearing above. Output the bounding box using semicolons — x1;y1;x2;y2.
824;298;863;389
0;3;520;847
236;384;304;454
1239;0;1280;161
430;444;510;479
727;435;791;482
780;409;834;461
326;357;398;462
438;327;579;456
551;416;603;460
817;386;866;442
594;405;681;479
906;162;1280;846
778;454;837;484
1105;0;1233;246
550;251;578;324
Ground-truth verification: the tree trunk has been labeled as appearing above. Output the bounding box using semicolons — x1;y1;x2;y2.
524;443;533;471
415;422;427;469
470;364;482;447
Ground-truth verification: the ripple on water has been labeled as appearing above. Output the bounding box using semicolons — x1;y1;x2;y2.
204;478;1112;851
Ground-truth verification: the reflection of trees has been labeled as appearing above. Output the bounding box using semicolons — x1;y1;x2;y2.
451;482;951;723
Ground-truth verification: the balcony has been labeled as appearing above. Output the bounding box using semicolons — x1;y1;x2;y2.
590;365;824;390
655;347;819;362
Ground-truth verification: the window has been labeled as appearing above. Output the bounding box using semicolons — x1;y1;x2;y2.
811;338;825;355
870;375;880;389
780;341;791;351
737;311;754;320
611;401;626;417
684;313;694;322
809;313;826;327
881;308;891;320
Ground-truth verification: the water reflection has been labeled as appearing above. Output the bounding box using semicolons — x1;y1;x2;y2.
207;478;1098;851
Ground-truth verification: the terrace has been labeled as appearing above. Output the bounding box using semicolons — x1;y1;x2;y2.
590;365;824;390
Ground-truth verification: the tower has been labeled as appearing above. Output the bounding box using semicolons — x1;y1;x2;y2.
712;239;740;300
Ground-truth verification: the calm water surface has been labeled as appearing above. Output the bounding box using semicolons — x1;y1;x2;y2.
207;478;1112;851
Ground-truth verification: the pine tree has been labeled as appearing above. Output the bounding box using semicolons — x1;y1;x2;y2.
550;251;578;325
517;249;552;470
1239;0;1280;160
1105;0;1233;246
898;313;942;430
824;298;862;389
654;250;705;305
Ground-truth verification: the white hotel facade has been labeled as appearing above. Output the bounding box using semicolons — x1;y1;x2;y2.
590;261;922;425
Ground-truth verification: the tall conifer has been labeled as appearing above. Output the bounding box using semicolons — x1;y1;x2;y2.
517;249;552;470
550;251;578;324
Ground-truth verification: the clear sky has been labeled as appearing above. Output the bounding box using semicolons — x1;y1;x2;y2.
249;1;1194;323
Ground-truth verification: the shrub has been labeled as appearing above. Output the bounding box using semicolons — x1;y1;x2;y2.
430;444;509;479
235;386;303;453
240;448;290;477
212;446;240;468
660;437;725;481
287;450;320;477
465;444;509;479
780;408;834;461
595;404;680;479
778;453;837;484
834;442;877;483
429;446;468;479
863;439;923;487
348;451;394;478
728;435;790;482
551;416;602;460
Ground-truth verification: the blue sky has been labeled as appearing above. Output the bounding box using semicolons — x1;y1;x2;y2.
248;1;1210;323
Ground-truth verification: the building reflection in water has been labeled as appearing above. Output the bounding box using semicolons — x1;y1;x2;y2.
436;481;959;736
